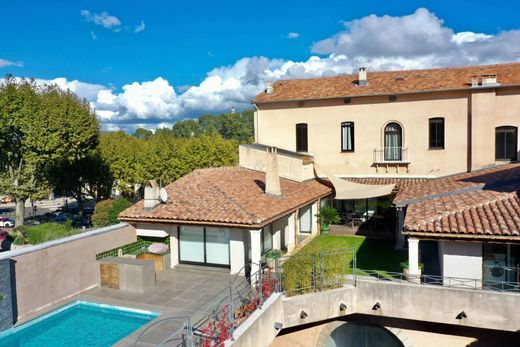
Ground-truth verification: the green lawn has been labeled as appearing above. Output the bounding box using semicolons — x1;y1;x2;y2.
294;234;407;275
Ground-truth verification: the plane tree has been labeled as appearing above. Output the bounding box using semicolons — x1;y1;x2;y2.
0;77;99;225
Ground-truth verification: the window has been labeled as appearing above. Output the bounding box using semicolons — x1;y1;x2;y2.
299;204;312;234
384;122;402;161
495;126;518;161
429;118;445;149
296;123;308;152
341;122;354;152
261;224;273;253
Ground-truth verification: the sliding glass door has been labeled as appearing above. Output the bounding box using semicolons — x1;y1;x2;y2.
179;226;230;267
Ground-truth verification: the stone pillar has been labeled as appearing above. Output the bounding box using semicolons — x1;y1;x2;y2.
0;259;13;331
169;226;179;268
408;238;420;275
311;201;319;235
286;212;296;252
272;223;281;250
230;229;245;274
250;229;262;275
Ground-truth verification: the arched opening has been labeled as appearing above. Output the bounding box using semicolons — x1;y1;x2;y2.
384;122;403;161
324;322;404;347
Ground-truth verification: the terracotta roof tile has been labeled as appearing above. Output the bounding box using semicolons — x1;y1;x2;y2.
119;166;331;228
253;62;520;103
401;163;520;240
345;177;428;192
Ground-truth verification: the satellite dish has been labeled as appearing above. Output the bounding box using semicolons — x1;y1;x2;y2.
159;188;168;203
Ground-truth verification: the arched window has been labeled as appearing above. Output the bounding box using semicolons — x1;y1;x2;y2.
384;122;402;161
296;123;308;152
495;126;518;161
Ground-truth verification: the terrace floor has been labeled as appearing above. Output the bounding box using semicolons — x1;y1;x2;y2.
78;265;243;346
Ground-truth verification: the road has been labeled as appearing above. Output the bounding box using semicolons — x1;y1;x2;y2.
0;197;77;218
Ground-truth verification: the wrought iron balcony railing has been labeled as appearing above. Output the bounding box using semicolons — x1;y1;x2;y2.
373;147;410;164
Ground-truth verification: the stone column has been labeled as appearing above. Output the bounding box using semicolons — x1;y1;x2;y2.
169;226;179;268
286;212;296;252
408;238;420;275
250;229;262;275
272;222;281;250
230;229;245;274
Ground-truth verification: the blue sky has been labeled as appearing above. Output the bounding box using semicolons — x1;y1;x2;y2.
1;1;520;131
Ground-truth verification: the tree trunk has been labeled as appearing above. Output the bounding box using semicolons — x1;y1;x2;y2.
15;198;25;227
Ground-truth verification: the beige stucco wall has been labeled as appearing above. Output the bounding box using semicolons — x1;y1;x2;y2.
256;88;520;178
9;224;136;320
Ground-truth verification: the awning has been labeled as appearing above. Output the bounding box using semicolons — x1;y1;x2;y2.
314;164;395;199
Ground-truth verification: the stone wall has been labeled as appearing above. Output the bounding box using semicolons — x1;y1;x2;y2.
1;223;136;321
0;258;14;331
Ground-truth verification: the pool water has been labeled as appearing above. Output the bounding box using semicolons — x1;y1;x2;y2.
0;301;159;347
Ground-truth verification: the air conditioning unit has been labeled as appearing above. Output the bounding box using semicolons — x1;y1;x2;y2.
484;259;506;282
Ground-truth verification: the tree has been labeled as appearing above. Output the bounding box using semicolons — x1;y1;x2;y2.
133;127;153;140
47;150;113;217
172;119;202;138
0;77;99;225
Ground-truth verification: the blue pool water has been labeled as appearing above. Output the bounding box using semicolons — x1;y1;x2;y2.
0;301;159;347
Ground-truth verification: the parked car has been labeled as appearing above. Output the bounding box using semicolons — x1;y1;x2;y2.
0;217;15;228
0;196;14;204
53;213;80;226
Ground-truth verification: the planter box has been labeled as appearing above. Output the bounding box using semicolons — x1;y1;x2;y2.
403;268;421;284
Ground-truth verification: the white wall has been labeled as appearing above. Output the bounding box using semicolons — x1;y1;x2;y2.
135;223;170;238
230;229;246;274
440;241;482;281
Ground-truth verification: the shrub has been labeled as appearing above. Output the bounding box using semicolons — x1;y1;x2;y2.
92;198;132;227
264;249;282;260
317;207;340;226
14;223;81;245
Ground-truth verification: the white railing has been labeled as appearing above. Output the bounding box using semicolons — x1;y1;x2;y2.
373;147;409;163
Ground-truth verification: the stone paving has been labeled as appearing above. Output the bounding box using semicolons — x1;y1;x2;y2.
78;265;244;346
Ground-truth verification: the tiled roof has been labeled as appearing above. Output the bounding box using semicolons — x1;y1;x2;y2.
346;177;428;192
399;163;520;240
253;62;520;103
394;163;520;205
119;166;331;228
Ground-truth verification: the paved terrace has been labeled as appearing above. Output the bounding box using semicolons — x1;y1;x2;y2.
64;266;240;347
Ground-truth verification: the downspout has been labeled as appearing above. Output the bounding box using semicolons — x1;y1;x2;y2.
253;103;260;144
467;93;472;173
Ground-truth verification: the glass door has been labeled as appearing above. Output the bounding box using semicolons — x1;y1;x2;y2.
299;204;312;234
384;123;402;161
205;228;230;266
179;226;205;263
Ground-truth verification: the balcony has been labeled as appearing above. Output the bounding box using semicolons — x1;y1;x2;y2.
373;147;410;172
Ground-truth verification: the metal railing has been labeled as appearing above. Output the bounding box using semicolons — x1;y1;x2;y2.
373;147;409;163
133;250;520;346
356;269;520;293
133;262;278;347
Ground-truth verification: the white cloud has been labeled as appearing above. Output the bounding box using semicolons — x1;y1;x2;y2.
25;8;520;132
311;8;520;70
81;10;121;31
284;32;300;39
90;30;97;41
134;21;145;33
0;59;23;68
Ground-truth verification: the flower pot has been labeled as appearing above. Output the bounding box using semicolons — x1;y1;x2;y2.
403;268;421;284
321;223;330;234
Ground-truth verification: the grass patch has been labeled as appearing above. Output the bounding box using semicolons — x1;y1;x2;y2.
294;235;407;275
15;222;84;245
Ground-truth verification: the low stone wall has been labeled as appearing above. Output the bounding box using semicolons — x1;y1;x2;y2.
0;223;136;322
0;259;14;331
229;293;284;347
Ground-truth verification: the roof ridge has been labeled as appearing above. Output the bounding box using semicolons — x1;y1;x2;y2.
197;170;263;224
272;62;520;84
412;192;519;228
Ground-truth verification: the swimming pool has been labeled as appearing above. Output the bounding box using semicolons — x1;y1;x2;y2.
0;301;160;346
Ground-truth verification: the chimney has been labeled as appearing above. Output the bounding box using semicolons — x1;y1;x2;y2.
265;147;282;196
265;81;274;94
358;67;367;86
482;74;498;86
471;75;479;88
144;180;160;211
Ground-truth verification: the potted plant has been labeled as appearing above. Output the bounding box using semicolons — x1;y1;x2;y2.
263;249;282;270
317;207;340;234
401;260;424;283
